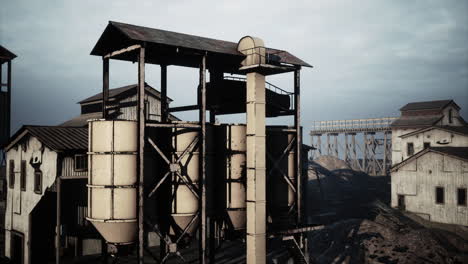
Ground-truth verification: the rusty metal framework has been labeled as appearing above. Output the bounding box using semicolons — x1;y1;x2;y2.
81;21;313;264
310;117;396;176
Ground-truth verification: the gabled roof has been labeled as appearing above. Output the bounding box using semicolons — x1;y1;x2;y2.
391;147;468;171
400;125;468;139
90;21;311;75
0;45;17;63
399;100;459;111
391;115;443;128
79;83;171;104
5;126;88;152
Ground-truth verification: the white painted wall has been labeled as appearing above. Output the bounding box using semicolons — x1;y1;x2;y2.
398;129;468;161
439;106;464;126
4;136;57;264
391;152;468;225
391;128;417;165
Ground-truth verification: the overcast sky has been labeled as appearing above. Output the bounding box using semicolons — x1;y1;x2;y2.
1;0;467;143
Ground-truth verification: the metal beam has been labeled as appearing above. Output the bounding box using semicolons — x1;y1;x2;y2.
137;46;146;264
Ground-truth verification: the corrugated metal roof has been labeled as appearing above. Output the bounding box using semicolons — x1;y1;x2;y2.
391;115;443;128
90;21;312;72
0;45;17;63
59;112;102;127
6;126;87;151
79;83;171;104
399;100;458;111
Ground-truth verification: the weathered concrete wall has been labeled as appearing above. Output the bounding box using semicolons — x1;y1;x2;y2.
391;128;417;165
391;152;468;225
4;136;57;264
398;129;468;161
440;106;464;126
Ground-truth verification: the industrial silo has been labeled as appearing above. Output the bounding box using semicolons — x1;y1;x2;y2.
162;124;214;237
87;120;138;244
266;127;296;224
214;124;247;231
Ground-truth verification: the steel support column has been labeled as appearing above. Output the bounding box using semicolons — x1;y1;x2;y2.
383;132;388;175
294;69;302;224
333;134;338;158
317;135;322;158
198;54;208;264
344;134;349;163
363;133;368;173
137;46;146;264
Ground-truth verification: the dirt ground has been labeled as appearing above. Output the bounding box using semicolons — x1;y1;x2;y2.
306;156;468;264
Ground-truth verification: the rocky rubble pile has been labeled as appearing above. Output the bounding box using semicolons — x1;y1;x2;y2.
308;202;467;264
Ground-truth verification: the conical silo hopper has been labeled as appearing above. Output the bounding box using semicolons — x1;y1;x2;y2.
168;126;213;236
87;120;138;244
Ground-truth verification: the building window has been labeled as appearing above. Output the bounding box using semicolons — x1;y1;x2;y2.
20;161;26;191
74;154;88;172
435;187;444;204
423;142;430;149
448;109;453;124
407;143;414;156
34;170;42;194
458;188;467;206
8;160;14;188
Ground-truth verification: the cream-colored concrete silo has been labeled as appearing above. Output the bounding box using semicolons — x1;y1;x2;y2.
87;120;138;244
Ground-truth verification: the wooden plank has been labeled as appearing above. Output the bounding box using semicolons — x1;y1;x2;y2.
137;46;146;264
102;58;109;119
294;69;302;224
169;104;199;112
199;54;207;264
161;65;168;122
104;44;141;59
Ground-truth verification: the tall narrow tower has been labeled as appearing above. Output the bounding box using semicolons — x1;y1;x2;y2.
238;36;267;264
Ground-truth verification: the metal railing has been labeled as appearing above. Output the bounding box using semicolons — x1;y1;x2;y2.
223;76;294;111
311;117;398;133
239;46;292;67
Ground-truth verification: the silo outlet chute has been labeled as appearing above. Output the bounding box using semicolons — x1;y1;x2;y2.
87;120;138;244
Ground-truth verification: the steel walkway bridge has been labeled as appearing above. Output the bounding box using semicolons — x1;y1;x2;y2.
310;117;397;176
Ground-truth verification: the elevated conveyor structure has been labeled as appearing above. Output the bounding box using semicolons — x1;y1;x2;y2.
310;117;397;176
